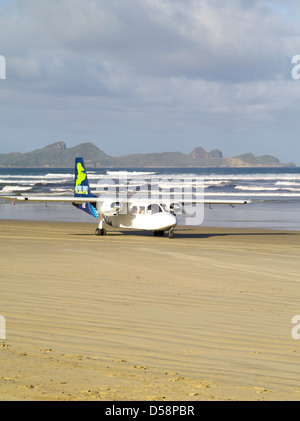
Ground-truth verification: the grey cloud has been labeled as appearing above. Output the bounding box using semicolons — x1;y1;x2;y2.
3;0;299;82
1;0;300;160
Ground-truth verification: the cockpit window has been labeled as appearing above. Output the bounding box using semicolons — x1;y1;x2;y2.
130;204;146;214
130;203;167;215
147;204;164;214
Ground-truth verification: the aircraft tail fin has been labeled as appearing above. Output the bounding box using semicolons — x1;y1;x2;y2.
73;157;98;219
74;157;97;198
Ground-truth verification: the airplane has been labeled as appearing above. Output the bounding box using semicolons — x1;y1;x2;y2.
0;157;251;238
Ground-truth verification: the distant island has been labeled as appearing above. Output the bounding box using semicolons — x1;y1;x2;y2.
0;141;296;168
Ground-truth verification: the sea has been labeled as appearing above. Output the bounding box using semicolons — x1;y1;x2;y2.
1;166;300;231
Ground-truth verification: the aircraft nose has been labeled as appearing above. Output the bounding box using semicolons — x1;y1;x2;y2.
168;213;177;227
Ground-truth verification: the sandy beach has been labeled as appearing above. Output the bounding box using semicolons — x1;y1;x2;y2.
0;219;300;401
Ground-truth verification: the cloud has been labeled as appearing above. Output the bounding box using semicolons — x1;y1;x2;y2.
3;0;299;80
0;0;300;160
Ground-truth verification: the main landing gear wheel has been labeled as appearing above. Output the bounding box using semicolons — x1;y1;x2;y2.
95;228;107;236
153;230;164;237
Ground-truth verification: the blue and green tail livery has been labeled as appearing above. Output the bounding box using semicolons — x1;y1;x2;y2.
73;157;98;219
74;157;96;198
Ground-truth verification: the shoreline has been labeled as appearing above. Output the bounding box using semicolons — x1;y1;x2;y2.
0;220;300;400
0;165;298;168
1;217;300;232
1;199;300;232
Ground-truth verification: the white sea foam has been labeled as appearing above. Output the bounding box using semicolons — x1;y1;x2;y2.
275;181;300;186
106;170;157;177
0;173;73;179
44;173;73;178
203;192;300;197
0;179;71;186
153;173;300;182
50;188;73;193
2;169;300;200
204;180;232;187
235;185;281;191
235;185;300;192
1;185;33;193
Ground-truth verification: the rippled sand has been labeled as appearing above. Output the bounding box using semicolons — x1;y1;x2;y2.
0;220;300;400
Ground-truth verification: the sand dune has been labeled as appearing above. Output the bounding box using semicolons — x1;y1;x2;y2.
0;220;300;400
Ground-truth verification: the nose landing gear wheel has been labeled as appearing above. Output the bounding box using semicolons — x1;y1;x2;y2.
168;229;175;239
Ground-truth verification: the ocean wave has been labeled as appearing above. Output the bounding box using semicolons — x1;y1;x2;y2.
204;181;233;188
92;179;231;190
2;169;300;201
275;181;300;186
0;180;36;186
203;192;300;197
106;170;157;177
44;173;73;178
0;173;73;179
1;185;33;193
38;179;71;185
235;185;281;191
125;190;300;197
0;179;71;186
160;174;300;182
50;188;73;193
235;185;300;192
101;173;300;184
158;181;204;188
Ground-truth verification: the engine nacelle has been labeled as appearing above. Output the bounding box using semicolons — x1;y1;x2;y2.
169;202;182;214
100;201;123;216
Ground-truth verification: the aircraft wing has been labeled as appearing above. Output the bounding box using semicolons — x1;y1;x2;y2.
126;197;252;205
189;199;251;205
0;194;251;205
0;195;101;203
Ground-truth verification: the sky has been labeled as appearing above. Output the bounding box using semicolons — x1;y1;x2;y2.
1;0;300;164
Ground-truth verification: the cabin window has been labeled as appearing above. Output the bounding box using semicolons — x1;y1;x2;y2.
130;205;138;214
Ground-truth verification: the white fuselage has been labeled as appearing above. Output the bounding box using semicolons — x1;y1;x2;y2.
100;202;177;231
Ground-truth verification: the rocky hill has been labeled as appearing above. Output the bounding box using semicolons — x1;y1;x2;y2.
0;142;295;168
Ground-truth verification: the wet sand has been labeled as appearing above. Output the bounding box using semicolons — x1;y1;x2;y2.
0;219;300;401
